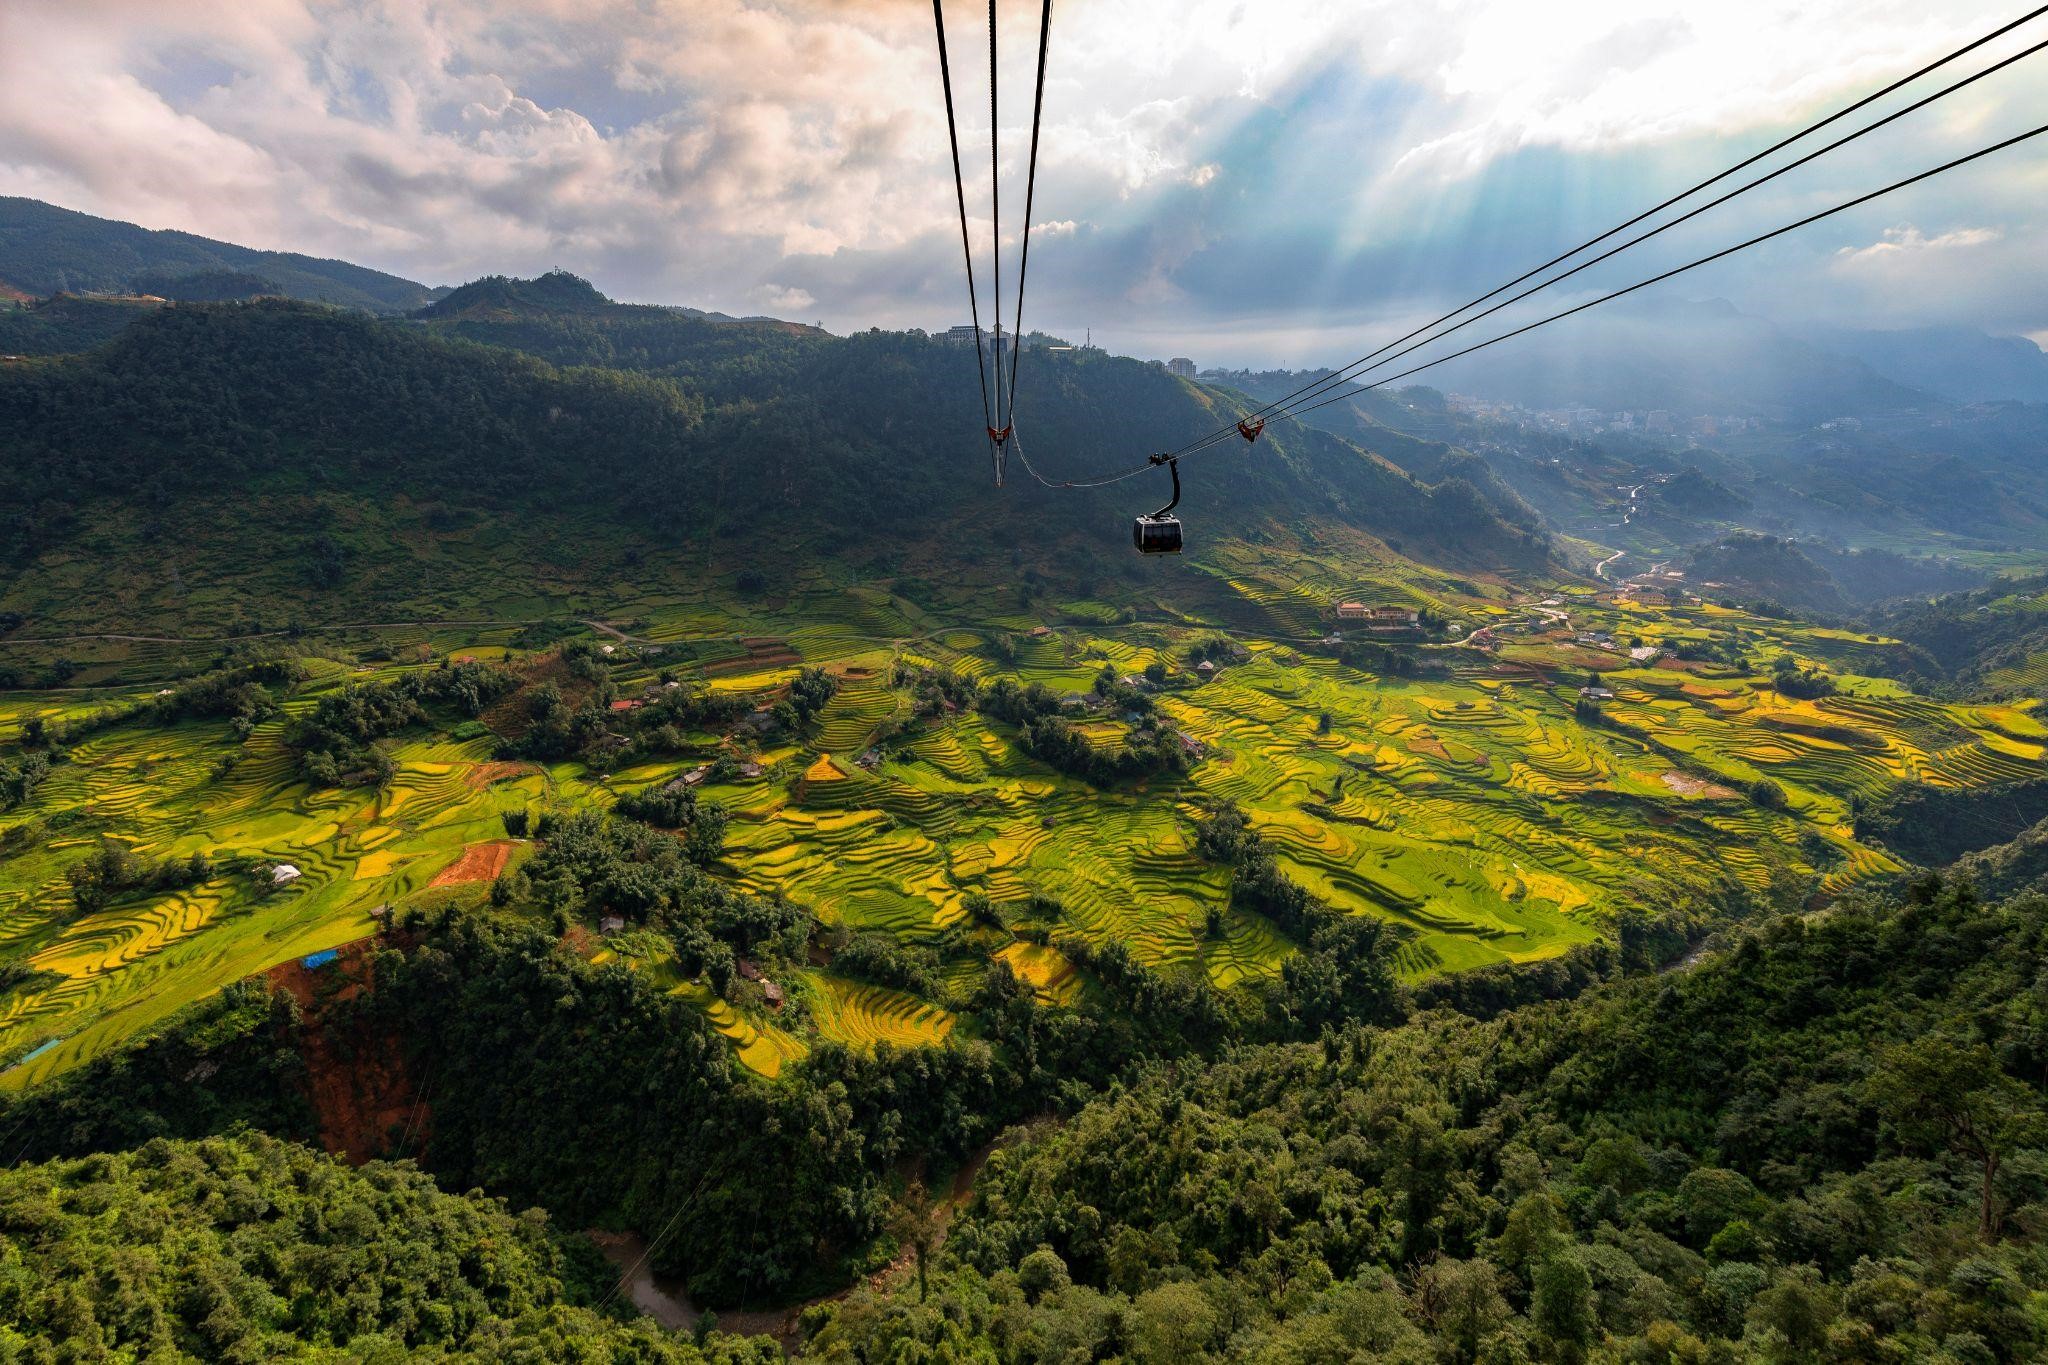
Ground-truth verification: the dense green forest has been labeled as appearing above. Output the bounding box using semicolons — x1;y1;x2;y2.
8;842;2047;1359
803;871;2048;1362
0;287;1549;625
0;1133;779;1362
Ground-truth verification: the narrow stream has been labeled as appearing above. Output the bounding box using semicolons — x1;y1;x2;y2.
588;1231;699;1331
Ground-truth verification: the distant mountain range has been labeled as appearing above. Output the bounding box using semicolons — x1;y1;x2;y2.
1381;296;2046;415
1801;325;2048;405
3;195;2044;634
0;197;443;312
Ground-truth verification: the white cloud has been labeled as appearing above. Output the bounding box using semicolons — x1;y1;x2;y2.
1835;224;2004;265
0;0;2040;350
754;284;816;313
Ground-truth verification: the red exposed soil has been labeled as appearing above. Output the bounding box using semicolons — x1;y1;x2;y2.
465;760;538;791
267;940;424;1163
431;839;517;885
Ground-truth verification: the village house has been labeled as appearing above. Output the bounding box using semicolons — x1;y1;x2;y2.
1579;686;1616;702
271;863;302;886
1336;602;1369;621
1629;645;1664;663
599;915;625;935
1196;659;1217;677
1365;606;1420;633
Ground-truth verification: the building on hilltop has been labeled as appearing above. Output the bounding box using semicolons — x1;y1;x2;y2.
1166;357;1197;378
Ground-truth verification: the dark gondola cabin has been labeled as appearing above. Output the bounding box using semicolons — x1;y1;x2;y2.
1133;515;1183;553
1133;454;1184;554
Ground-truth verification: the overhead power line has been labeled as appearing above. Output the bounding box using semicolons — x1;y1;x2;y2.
1156;3;2048;464
931;0;997;477
931;0;1057;487
1154;26;2048;468
1272;121;2048;429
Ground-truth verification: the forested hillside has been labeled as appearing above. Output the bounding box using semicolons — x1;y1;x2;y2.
0;293;1550;637
6;851;2045;1359
0;1132;775;1362
0;197;439;311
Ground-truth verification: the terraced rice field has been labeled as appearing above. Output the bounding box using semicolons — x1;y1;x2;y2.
803;972;957;1051
4;574;2044;1086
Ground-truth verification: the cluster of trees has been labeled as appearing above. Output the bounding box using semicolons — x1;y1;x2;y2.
504;650;777;771
0;1132;777;1362
290;660;512;784
0;751;49;811
977;676;1191;787
1856;777;2048;868
65;838;212;915
142;657;301;736
779;666;838;734
1770;658;1839;700
502;811;802;997
613;781;729;865
1195;801;1405;1030
804;873;2048;1362
829;930;945;1000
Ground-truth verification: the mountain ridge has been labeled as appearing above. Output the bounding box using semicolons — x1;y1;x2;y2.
0;197;443;313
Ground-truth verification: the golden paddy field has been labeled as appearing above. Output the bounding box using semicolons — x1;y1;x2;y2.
3;570;2044;1085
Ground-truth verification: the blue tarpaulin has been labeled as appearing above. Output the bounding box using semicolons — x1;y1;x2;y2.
301;949;341;970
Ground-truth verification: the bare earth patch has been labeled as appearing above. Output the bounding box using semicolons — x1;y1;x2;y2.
430;839;517;885
464;760;537;791
1661;770;1739;799
267;941;422;1162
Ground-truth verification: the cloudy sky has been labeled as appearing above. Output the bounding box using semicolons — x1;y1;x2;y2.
2;0;2043;364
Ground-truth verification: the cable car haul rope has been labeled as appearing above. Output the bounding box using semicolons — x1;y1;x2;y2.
932;0;1054;487
927;4;2048;551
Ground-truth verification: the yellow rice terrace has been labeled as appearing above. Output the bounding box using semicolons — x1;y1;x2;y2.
1;586;2043;1086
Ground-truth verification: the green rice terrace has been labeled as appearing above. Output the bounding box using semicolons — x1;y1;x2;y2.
3;559;2045;1090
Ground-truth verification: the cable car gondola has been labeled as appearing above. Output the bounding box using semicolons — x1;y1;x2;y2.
1133;454;1183;554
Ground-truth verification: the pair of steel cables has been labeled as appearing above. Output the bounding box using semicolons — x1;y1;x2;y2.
934;0;1053;487
932;5;2048;500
